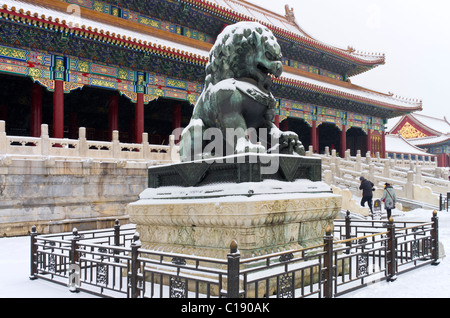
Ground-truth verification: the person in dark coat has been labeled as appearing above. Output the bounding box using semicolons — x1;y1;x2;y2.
359;176;374;214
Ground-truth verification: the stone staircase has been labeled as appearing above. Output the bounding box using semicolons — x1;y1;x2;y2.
305;146;450;217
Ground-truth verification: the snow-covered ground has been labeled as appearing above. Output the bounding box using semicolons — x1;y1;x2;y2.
342;208;450;298
0;208;448;298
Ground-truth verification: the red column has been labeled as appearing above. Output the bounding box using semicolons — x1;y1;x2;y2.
30;83;42;137
274;115;280;128
109;94;119;141
135;92;144;144
311;121;318;153
172;104;181;131
381;130;386;158
53;80;64;138
340;125;347;158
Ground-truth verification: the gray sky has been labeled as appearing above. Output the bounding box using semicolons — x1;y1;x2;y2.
247;0;450;120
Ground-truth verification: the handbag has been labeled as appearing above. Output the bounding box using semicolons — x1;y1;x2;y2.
385;189;396;209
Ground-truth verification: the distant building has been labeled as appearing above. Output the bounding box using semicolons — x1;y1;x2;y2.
388;113;450;167
385;134;435;163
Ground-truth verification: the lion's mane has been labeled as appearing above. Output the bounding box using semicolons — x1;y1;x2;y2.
204;22;281;87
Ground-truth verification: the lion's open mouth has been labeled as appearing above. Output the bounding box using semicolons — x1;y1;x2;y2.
257;63;271;77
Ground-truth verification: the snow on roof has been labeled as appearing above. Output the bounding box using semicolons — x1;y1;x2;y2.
385;134;431;156
409;113;450;135
215;0;303;35
386;117;402;132
236;0;384;64
280;71;422;110
408;135;450;147
388;112;450;138
3;0;210;57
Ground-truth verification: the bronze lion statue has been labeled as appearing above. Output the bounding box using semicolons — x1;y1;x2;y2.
179;21;305;161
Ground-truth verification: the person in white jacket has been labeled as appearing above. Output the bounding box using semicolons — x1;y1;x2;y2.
381;183;396;219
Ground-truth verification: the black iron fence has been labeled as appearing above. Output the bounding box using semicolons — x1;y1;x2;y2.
439;193;449;211
29;212;440;298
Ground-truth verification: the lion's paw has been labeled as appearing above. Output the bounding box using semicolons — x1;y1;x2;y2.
235;138;266;154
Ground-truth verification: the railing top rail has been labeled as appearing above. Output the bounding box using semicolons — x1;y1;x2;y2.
395;222;434;233
137;248;228;265
36;225;136;237
334;219;433;226
334;231;389;245
77;241;132;253
35;236;71;245
239;243;326;265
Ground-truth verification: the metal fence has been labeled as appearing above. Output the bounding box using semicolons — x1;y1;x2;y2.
439;193;449;211
29;212;441;298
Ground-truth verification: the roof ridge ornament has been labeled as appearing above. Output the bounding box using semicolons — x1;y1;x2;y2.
285;5;295;23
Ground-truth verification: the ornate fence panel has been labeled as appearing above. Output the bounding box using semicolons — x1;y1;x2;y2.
239;245;326;298
136;246;227;298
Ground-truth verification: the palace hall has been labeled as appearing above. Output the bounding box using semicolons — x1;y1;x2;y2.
389;113;450;167
0;0;423;157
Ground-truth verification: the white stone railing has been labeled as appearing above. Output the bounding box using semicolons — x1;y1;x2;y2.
0;121;180;164
307;146;449;215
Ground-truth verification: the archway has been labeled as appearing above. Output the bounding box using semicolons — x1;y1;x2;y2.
144;97;193;145
346;127;367;156
283;117;311;150
318;122;341;155
65;86;128;141
0;73;54;137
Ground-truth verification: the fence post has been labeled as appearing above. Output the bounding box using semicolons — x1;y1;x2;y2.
345;210;352;253
0;120;6;155
323;226;334;298
69;228;81;292
431;211;440;265
227;240;241;298
447;193;450;212
114;219;120;262
78;127;87;158
112;130;120;159
129;232;141;298
29;225;38;280
386;217;397;282
40;124;49;156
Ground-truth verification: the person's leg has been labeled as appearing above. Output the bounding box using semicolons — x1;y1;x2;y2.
361;196;367;207
367;196;373;213
387;208;392;219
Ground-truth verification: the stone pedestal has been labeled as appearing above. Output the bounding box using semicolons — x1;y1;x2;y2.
128;179;341;259
128;154;341;297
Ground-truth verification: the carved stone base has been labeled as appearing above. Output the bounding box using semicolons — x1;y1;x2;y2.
128;180;341;260
147;153;322;188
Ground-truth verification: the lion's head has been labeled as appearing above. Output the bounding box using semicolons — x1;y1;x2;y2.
205;22;283;91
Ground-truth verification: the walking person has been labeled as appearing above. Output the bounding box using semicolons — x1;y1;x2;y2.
359;176;374;214
381;182;397;220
